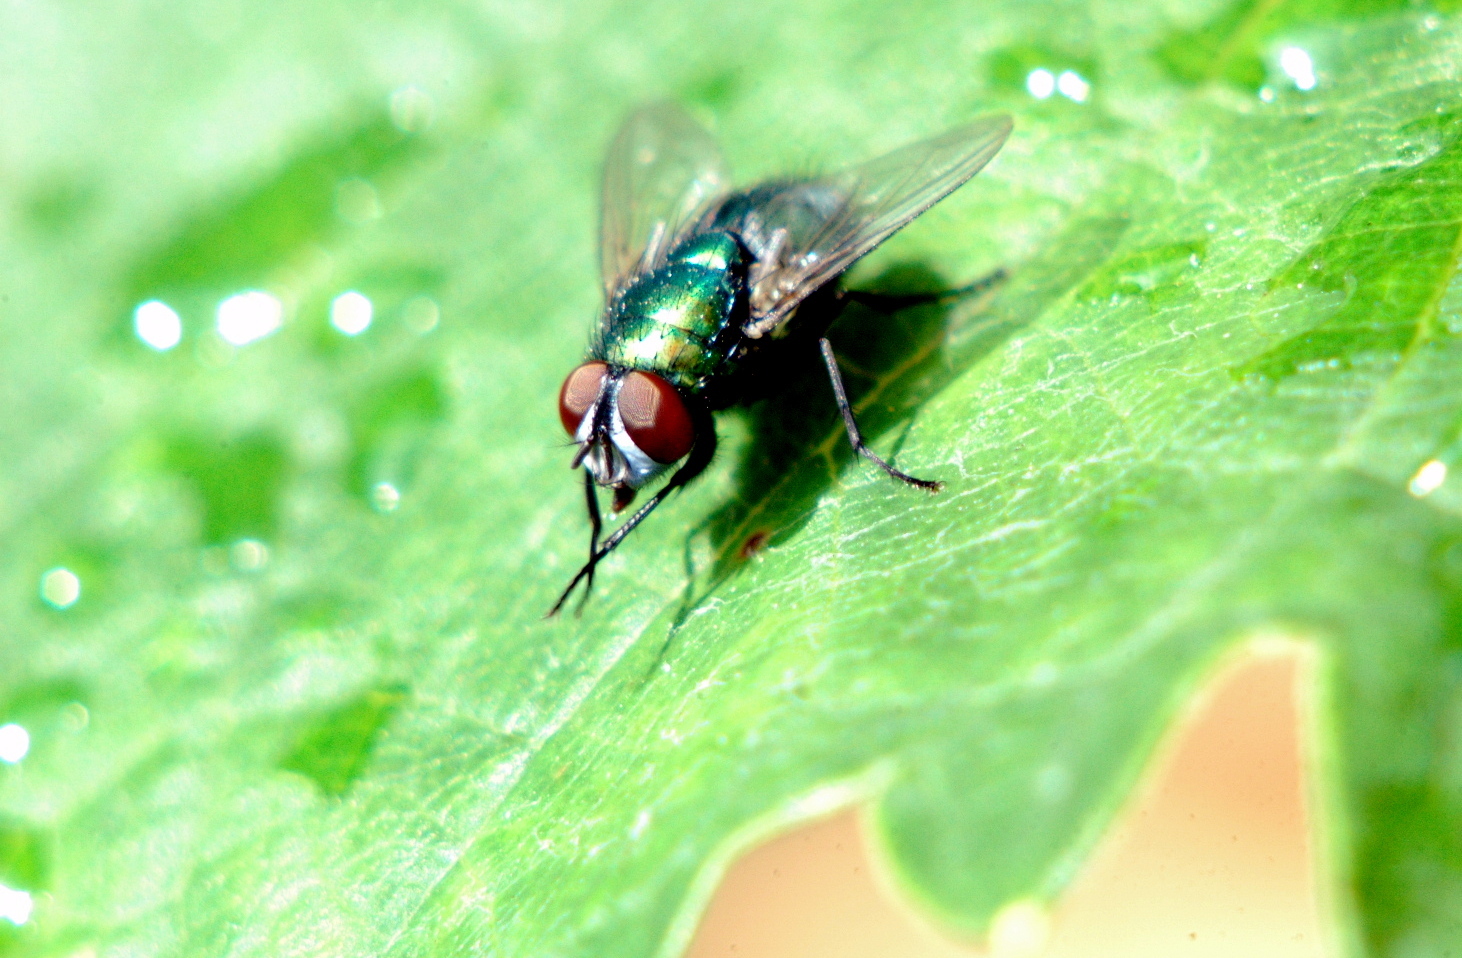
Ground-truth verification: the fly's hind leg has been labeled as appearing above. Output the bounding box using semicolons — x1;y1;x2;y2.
818;337;943;493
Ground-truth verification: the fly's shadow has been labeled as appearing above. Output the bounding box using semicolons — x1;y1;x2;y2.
660;214;1133;642
659;259;1004;632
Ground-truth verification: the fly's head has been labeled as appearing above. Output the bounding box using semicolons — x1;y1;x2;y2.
558;362;695;511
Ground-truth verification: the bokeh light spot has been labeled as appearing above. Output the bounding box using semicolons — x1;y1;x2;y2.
1279;47;1316;91
0;724;30;764
331;291;373;336
1056;70;1090;102
1026;68;1055;99
1409;459;1447;497
40;567;80;609
389;85;436;132
217;291;283;346
403;296;440;334
133;300;182;350
0;884;33;926
372;481;401;513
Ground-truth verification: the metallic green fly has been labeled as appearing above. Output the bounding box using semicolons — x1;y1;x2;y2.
551;104;1013;614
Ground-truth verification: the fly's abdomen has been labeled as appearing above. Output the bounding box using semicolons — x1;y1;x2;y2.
596;232;746;393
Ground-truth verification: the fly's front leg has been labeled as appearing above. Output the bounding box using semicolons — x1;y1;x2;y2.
818;337;942;493
548;407;719;617
582;469;604;599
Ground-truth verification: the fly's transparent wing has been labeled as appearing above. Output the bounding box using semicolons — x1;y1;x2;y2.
740;114;1013;335
600;103;731;301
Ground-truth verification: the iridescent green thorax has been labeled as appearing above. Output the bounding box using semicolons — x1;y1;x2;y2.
593;231;747;395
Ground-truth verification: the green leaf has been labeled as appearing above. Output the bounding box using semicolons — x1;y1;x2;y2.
3;2;1462;956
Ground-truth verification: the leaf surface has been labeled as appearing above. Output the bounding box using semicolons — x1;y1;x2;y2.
2;3;1461;956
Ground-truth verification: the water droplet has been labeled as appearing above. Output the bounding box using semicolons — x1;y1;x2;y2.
39;567;80;609
1259;86;1276;103
217;291;283;346
0;724;30;764
330;290;373;336
630;809;652;839
389;85;436;133
989;899;1051;957
371;481;401;513
1409;459;1447;497
230;538;269;571
1035;763;1072;802
295;409;349;465
336;178;382;223
402;296;440;334
1025;68;1056;99
133;300;182;350
1279;46;1316;91
0;883;33;926
1056;70;1090;102
61;702;89;732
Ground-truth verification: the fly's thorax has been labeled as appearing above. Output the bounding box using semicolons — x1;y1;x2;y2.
595;231;747;394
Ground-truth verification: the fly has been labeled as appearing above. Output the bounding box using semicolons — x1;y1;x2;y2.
550;104;1013;615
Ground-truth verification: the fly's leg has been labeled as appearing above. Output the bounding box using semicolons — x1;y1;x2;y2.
548;410;719;617
816;267;1004;490
581;469;604;605
841;267;1007;313
818;337;943;493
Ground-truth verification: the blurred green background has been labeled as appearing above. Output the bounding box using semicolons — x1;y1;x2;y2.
4;1;1462;956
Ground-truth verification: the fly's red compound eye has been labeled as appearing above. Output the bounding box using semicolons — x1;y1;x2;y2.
617;370;694;464
559;362;609;435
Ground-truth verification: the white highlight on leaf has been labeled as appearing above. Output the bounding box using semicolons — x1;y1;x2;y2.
133;300;182;350
330;291;373;335
1026;68;1055;99
40;567;80;608
217;291;283;345
336;178;382;223
1028;661;1058;687
1409;459;1447;497
389;84;435;132
372;482;401;513
403;296;440;334
630;810;652;839
1035;762;1072;802
1279;46;1316;91
0;725;29;764
230;539;269;571
1056;70;1090;102
989;899;1051;957
0;884;33;926
62;702;88;732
